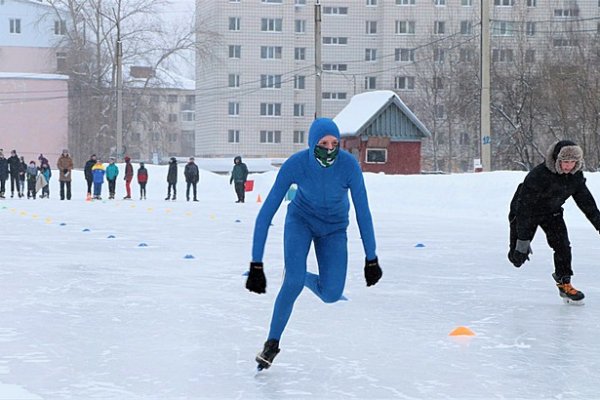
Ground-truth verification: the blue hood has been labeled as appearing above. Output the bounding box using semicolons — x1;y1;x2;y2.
308;118;340;151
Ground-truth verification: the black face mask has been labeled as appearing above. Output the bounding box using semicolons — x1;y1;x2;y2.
314;145;339;168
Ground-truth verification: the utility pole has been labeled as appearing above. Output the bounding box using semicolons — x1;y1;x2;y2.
480;0;491;171
314;0;322;119
114;8;123;161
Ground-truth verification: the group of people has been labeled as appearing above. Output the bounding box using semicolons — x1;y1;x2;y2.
0;149;249;203
244;117;600;371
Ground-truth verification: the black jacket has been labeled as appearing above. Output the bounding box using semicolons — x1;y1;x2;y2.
167;160;178;184
84;159;96;181
7;155;20;176
184;162;199;183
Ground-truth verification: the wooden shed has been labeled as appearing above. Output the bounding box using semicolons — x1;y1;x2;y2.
334;90;431;175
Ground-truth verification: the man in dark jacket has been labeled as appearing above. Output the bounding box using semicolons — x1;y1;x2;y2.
230;156;248;203
84;154;97;197
165;157;178;200
0;150;8;198
508;140;600;304
184;157;200;202
7;150;21;198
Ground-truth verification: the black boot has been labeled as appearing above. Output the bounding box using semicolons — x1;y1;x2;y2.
552;273;585;302
256;339;280;370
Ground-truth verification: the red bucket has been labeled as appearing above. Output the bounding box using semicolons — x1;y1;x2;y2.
244;180;254;192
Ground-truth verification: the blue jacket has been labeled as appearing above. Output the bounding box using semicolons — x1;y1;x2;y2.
252;118;377;262
92;163;106;184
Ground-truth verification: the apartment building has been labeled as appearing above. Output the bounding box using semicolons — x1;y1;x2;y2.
0;0;69;163
195;0;600;165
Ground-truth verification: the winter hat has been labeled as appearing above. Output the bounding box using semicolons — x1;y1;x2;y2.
62;149;69;154
546;140;584;174
125;156;131;162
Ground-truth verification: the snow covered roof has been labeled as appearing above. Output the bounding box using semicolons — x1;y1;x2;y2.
0;72;69;81
334;90;431;138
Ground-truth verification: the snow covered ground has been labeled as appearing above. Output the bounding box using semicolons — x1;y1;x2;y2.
1;164;600;399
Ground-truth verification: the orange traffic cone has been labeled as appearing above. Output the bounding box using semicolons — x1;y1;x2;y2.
448;326;476;336
257;194;262;203
86;193;92;202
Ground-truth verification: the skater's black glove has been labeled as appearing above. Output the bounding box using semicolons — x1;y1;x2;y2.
364;257;382;287
246;262;266;294
511;239;531;268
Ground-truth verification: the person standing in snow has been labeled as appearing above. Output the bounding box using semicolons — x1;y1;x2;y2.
56;149;73;200
137;162;148;200
39;162;52;198
18;156;26;197
105;157;119;199
246;117;382;370
165;157;178;201
184;157;199;202
91;159;106;200
123;156;134;199
26;161;38;199
0;150;8;198
7;150;21;198
84;154;97;197
508;140;600;304
230;156;248;203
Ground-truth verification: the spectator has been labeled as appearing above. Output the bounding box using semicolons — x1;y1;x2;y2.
18;156;26;198
7;150;20;198
91;159;106;200
84;154;97;197
26;161;38;199
165;157;177;201
137;162;148;200
105;157;119;200
39;162;52;198
0;150;8;198
123;156;134;199
184;157;199;202
56;149;73;200
230;156;249;203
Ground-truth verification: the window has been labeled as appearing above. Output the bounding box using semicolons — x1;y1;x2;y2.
295;0;307;4
181;112;195;122
460;48;474;62
461;0;473;5
228;130;240;143
294;103;305;117
260;46;282;59
293;130;305;144
367;0;378;6
492;21;514;36
262;0;283;3
494;0;514;5
395;48;415;62
260;103;282;116
323;7;348;15
228;74;240;88
553;38;578;47
365;48;377;61
554;8;579;17
525;49;535;63
526;22;535;36
228;102;240;116
396;0;415;4
434;0;446;5
364;76;377;90
229;0;240;2
167;95;178;103
366;149;387;163
295;19;306;33
185;95;195;105
261;18;282;32
322;92;347;100
228;45;241;58
295;47;306;60
229;17;241;31
366;21;377;35
434;21;445;35
492;48;514;62
131;132;141;141
260;130;281;143
460;21;473;35
435;105;445;119
152;132;160;141
527;0;536;6
54;20;67;35
434;48;445;63
433;77;444;90
56;52;67;71
395;76;415;90
323;37;348;45
152;113;160;122
9;18;21;34
323;63;348;71
395;20;416;34
260;74;282;88
168;113;178;122
294;75;306;89
151;95;160;103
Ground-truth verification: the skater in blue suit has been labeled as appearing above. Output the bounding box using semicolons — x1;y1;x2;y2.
246;117;382;370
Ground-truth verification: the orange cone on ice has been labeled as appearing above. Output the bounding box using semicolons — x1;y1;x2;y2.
448;326;475;336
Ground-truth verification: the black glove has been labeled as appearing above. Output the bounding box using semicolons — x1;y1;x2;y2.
510;239;531;268
364;257;382;287
246;262;266;294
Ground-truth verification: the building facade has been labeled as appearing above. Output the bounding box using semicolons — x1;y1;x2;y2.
195;0;600;168
0;0;69;163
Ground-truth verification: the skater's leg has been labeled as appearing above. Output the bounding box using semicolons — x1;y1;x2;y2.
540;213;572;278
267;213;312;341
304;229;347;303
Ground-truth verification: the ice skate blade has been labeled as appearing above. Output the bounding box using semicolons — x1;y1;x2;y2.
562;298;585;306
255;355;272;371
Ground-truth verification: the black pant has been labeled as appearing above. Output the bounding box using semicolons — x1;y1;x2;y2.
186;182;197;200
107;179;116;196
10;173;19;194
234;181;245;202
139;182;146;198
0;178;5;195
509;211;572;278
86;178;93;194
167;183;176;197
60;181;72;200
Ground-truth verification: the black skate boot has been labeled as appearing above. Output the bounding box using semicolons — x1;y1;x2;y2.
256;339;280;371
552;273;585;304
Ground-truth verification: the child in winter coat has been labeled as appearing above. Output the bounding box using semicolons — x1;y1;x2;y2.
26;161;38;199
39;163;52;198
105;158;119;199
91;160;106;200
137;162;148;200
18;156;26;197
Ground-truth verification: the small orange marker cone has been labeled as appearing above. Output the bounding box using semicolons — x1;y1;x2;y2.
449;326;475;336
86;193;92;202
257;194;262;203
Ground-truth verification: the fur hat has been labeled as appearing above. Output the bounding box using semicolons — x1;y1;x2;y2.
545;140;584;175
